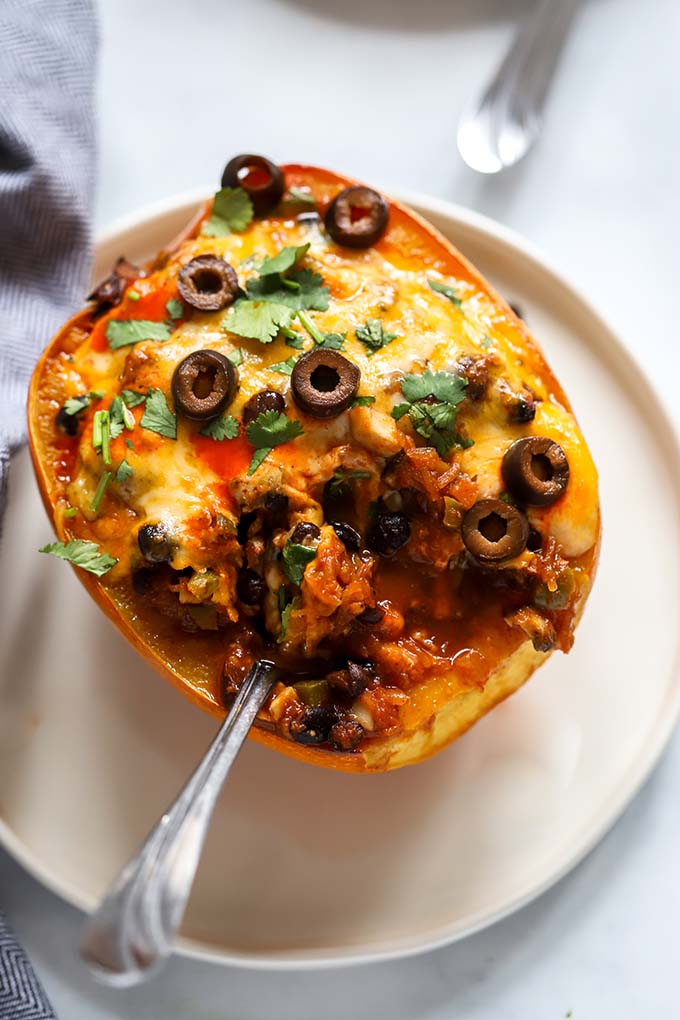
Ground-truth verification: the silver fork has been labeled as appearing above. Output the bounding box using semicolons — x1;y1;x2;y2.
79;659;276;986
457;0;581;174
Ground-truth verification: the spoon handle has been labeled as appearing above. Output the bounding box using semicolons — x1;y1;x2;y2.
457;0;581;173
80;659;276;986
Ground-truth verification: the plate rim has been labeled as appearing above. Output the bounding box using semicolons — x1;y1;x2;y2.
3;186;680;970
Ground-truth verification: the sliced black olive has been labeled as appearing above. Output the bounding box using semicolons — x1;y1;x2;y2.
290;705;338;745
290;521;321;545
138;523;173;564
88;256;141;312
462;498;529;563
177;255;239;312
242;389;285;425
236;568;266;607
291;348;360;418
172;350;238;421
221;154;284;216
367;512;411;558
330;520;361;552
329;719;365;752
324;186;389;248
356;604;386;626
502;437;570;507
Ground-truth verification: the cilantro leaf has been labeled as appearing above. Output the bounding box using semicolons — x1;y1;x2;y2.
246;409;303;450
258;244;310;277
282;542;317;586
428;279;462;308
318;332;345;350
288;187;316;207
199;415;239;441
116;459;134;483
227;348;243;367
202;187;254;236
39;538;118;577
166;297;183;320
356;318;398;354
283;329;305;350
351;394;375;407
247;447;272;475
401;369;467;406
246;268;329;311
106;319;172;350
121;389;146;408
269;356;296;376
63;394;91;416
140;388;177;439
224;299;294;343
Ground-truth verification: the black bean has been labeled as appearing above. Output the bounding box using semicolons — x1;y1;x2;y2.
327;661;371;699
527;527;543;552
330;520;362;552
242;389;285;425
138;523;173;564
356;605;385;625
263;492;289;528
367;512;411;558
236;568;266;607
132;567;157;596
290;706;338;745
289;522;320;545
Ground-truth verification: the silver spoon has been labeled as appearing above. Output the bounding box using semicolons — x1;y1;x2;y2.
80;659;276;986
457;0;581;174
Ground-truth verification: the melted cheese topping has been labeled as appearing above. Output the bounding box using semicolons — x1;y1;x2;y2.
43;178;600;736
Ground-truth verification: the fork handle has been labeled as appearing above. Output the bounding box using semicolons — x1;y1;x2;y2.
79;659;276;986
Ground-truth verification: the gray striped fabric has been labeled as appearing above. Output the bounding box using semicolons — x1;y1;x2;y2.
0;0;97;1015
0;0;97;520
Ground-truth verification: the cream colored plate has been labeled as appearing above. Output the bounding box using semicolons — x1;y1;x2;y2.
2;190;679;969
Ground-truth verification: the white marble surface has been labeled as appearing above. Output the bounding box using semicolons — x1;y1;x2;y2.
2;0;680;1015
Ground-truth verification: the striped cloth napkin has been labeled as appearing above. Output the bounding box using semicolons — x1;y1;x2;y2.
0;0;97;1015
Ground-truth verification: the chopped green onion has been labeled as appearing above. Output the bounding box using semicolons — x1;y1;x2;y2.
297;310;324;345
89;471;112;515
128;289;141;302
64;506;78;519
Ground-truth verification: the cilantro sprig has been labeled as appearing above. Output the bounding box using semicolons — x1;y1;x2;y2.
356;318;398;354
245;410;303;475
202;187;254;237
39;538;118;577
392;369;469;458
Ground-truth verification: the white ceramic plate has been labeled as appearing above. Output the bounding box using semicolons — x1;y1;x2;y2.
2;190;680;970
